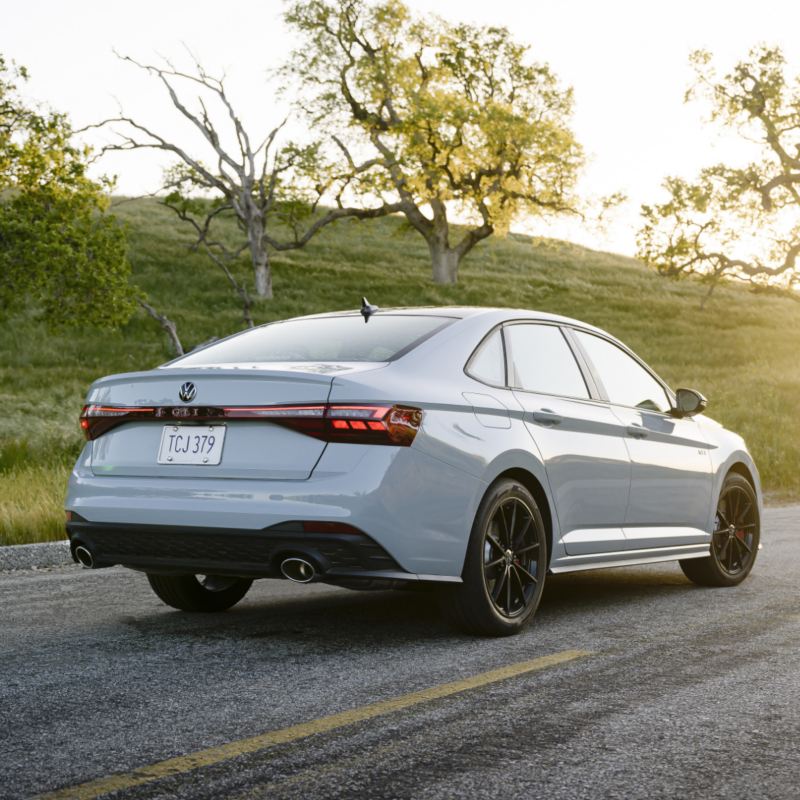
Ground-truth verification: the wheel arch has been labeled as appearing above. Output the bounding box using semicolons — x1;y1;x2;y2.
491;467;554;566
728;461;757;492
726;461;763;529
706;453;764;534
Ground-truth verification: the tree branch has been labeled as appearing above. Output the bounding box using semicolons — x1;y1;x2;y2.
137;299;184;355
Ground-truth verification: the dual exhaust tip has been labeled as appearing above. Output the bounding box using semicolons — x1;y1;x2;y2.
75;544;318;584
280;557;317;584
74;544;95;569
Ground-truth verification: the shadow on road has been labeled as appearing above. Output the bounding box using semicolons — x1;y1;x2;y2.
540;567;694;612
114;565;699;647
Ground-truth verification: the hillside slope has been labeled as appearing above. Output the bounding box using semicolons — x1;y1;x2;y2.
2;198;799;543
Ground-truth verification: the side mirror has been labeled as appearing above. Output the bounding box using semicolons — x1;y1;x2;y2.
672;388;708;418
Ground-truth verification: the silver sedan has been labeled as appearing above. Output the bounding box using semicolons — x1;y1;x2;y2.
66;305;762;635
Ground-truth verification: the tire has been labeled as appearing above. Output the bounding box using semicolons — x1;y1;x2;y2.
680;472;760;587
146;573;253;612
440;478;548;636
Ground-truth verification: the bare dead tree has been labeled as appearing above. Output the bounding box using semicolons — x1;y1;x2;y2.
86;53;403;306
161;191;255;327
137;299;184;356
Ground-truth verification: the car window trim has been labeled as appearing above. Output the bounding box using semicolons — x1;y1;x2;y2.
559;326;603;400
463;323;509;389
464;318;679;416
502;321;595;402
566;324;677;416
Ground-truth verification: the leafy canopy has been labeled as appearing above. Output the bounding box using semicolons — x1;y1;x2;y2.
0;55;133;326
638;47;800;295
284;0;583;281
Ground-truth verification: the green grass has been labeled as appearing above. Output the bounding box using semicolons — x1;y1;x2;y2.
0;461;71;544
2;197;799;545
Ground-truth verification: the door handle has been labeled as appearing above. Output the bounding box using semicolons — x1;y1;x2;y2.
626;423;648;439
532;409;563;426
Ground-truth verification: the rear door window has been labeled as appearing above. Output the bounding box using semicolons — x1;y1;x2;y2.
506;324;589;399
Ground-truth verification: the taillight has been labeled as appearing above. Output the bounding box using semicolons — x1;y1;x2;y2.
324;405;422;446
80;403;423;446
80;405;156;440
223;405;328;439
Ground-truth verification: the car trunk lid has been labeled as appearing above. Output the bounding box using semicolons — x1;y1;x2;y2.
86;363;383;480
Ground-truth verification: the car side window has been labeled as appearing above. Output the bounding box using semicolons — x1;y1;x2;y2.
574;330;670;413
466;328;506;385
506;324;589;399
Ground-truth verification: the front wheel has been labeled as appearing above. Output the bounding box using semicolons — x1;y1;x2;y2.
440;479;547;636
680;473;760;587
147;574;253;612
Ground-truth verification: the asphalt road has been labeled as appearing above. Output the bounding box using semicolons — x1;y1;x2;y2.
2;506;799;800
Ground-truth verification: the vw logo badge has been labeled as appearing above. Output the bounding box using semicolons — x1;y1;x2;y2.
178;382;196;403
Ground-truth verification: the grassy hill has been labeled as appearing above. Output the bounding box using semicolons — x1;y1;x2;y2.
2;198;799;545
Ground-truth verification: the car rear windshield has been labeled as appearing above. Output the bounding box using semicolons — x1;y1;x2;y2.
173;314;455;365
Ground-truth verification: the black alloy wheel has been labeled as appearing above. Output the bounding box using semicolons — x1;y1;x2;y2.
482;497;542;618
440;478;547;636
680;472;759;587
712;482;758;577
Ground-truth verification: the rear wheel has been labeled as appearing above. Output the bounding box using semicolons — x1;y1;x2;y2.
441;479;547;636
146;574;253;612
680;473;759;587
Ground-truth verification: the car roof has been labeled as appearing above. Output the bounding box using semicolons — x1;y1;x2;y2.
294;306;605;333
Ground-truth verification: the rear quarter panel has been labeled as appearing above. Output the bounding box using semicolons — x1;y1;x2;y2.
327;314;561;566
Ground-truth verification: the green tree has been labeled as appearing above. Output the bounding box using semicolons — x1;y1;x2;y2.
284;0;584;284
638;47;800;300
0;55;133;326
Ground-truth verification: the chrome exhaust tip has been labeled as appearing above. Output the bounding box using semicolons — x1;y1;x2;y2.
280;557;316;584
74;545;94;569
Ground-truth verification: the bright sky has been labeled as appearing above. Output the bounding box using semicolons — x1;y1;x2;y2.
6;0;800;255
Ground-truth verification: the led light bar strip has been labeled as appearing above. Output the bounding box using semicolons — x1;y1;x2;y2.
80;403;422;446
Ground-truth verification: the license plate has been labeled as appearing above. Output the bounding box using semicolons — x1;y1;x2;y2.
157;425;226;465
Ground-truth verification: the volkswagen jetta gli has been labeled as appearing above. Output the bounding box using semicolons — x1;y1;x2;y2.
66;306;762;635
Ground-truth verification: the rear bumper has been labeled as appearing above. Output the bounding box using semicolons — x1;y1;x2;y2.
66;440;484;580
66;517;423;584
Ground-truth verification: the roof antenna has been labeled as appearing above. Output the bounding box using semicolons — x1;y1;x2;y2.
361;296;379;323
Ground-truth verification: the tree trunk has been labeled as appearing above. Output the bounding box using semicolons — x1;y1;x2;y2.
429;240;460;284
252;248;273;299
238;288;256;328
247;215;273;299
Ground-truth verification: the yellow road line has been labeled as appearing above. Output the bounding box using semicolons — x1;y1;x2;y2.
38;649;591;800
